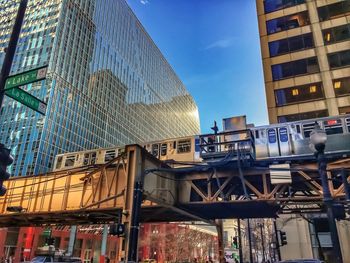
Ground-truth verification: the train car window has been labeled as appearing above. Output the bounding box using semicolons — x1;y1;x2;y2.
255;130;259;139
324;119;343;135
346;118;350;132
173;141;176;149
91;152;96;164
177;139;191;153
296;125;301;133
83;153;89;165
105;150;116;162
161;143;167;156
56;156;63;169
152;144;159;157
64;155;75;167
302;122;316;138
118;148;125;155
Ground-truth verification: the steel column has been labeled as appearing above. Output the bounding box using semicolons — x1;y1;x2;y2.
316;147;343;263
0;0;28;107
237;219;243;263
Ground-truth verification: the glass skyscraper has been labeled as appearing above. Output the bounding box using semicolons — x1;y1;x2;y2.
0;0;200;176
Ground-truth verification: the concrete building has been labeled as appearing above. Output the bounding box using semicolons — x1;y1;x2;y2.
256;1;350;262
0;0;200;177
256;0;350;124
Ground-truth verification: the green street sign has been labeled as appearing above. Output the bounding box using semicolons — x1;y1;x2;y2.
5;87;47;115
5;66;48;90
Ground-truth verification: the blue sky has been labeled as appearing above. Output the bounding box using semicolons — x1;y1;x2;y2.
126;0;268;133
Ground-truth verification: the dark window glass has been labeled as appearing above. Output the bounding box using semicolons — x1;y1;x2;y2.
339;106;350;115
318;0;350;22
275;82;324;106
266;11;309;34
328;50;350;69
333;77;350;96
264;0;306;13
323;24;350;45
269;33;314;56
271;57;319;80
277;110;328;123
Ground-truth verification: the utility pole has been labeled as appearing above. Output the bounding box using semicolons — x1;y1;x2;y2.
0;0;28;107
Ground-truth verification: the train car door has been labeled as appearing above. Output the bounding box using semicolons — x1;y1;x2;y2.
278;126;291;156
267;126;290;157
267;128;279;157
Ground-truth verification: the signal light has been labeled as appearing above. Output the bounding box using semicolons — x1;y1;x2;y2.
109;223;125;237
279;231;287;246
0;144;13;196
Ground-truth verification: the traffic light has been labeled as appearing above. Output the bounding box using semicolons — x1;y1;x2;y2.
45;237;55;246
0;144;13;196
109;223;125;237
232;236;238;248
279;231;287;246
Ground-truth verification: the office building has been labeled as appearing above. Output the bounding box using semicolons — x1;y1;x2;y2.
256;0;350;123
0;0;200;177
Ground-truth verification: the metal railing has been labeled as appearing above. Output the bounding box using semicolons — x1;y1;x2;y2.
199;129;256;161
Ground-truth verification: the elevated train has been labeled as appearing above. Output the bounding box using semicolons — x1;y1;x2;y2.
53;114;350;172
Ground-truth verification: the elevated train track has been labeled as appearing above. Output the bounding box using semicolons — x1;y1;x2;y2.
0;127;350;262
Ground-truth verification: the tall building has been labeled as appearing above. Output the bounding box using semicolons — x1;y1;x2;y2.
256;0;350;124
0;0;200;177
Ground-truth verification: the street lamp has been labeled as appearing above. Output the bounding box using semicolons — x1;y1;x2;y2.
309;122;343;263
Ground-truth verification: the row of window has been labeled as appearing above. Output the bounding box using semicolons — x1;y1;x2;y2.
269;33;313;57
266;11;309;35
323;24;350;45
272;50;350;81
275;82;323;106
266;1;350;35
264;0;305;14
318;0;350;22
278;107;350;123
274;77;350;107
271;57;319;81
268;23;350;58
277;110;328;123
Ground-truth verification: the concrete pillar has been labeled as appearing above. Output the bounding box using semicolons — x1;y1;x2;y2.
99;225;108;263
67;225;77;256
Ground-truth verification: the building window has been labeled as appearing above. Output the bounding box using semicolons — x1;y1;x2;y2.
269;33;313;57
275;82;324;106
271;57;319;80
318;0;350;22
277;110;328;123
264;0;306;14
266;11;309;35
339;106;350;115
323;24;350;45
333;77;350;96
328;50;350;69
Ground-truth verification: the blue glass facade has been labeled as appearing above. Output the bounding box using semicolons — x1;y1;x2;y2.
0;0;200;176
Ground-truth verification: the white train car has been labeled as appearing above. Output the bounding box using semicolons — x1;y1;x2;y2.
52;136;201;172
52;114;350;172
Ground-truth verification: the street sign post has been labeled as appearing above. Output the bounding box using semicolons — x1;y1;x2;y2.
5;86;47;115
5;66;47;90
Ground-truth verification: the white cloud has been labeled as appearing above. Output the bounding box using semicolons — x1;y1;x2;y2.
140;0;149;4
203;37;235;50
